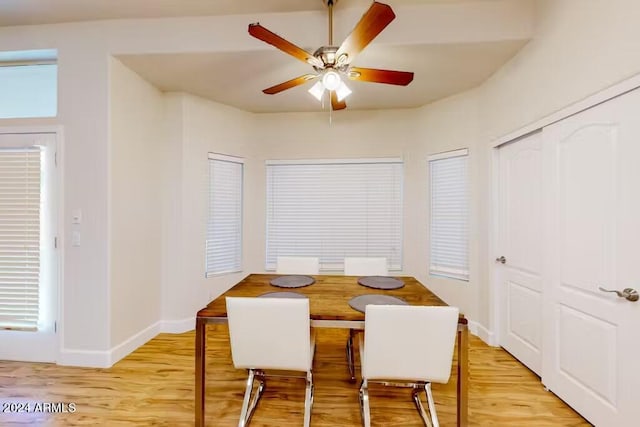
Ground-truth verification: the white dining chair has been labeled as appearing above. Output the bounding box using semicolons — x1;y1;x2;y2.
226;297;316;427
358;305;460;427
344;257;388;276
344;257;388;381
276;256;320;275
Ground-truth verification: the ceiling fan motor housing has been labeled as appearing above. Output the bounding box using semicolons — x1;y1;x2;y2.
313;46;349;72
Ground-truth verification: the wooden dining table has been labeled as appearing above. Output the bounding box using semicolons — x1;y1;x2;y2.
195;273;469;427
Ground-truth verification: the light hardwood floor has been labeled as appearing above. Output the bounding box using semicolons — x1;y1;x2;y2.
1;327;590;426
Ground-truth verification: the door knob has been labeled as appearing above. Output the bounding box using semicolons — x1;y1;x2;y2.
598;286;639;302
495;256;506;264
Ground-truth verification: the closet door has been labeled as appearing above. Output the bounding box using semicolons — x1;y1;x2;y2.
496;131;544;375
542;89;640;427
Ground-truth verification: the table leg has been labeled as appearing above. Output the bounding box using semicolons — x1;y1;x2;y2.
457;318;469;427
195;317;207;427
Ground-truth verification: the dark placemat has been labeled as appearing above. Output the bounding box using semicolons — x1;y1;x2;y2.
259;291;308;299
270;275;315;288
348;294;408;313
358;276;404;290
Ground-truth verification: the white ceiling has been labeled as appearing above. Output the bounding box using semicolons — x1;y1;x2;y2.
118;40;526;113
1;0;534;113
0;0;494;26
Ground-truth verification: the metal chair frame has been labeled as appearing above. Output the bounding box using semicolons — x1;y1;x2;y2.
239;368;315;427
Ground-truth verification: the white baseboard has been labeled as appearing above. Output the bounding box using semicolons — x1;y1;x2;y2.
468;320;498;346
57;317;195;368
109;322;161;366
58;348;111;368
58;321;160;368
160;317;195;334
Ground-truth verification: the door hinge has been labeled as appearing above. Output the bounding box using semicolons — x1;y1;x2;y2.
54;236;58;248
54;321;57;333
54;151;57;166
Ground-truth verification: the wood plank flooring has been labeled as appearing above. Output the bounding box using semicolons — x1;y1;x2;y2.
0;327;590;426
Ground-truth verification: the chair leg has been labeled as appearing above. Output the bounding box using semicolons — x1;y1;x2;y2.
359;379;371;427
303;371;314;427
424;382;439;427
238;369;255;427
412;384;435;427
346;329;356;381
238;369;266;427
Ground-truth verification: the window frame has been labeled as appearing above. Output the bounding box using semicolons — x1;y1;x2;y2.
265;157;404;272
205;152;244;277
0;132;57;335
0;62;57;119
428;148;470;282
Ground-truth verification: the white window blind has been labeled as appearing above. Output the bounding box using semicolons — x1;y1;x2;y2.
429;149;469;281
266;159;403;271
206;154;243;276
0;147;42;330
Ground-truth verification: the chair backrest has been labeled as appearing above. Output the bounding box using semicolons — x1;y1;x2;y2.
276;256;320;275
344;257;388;276
226;297;312;372
362;305;459;383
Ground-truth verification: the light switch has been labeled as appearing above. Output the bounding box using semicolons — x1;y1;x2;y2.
72;209;82;224
71;231;81;247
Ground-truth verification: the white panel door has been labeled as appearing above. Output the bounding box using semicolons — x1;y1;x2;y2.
497;131;544;375
542;89;640;426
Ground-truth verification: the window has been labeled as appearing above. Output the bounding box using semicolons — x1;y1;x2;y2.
206;153;243;276
0;64;57;119
266;159;403;271
0;147;41;329
429;149;469;281
0;133;56;334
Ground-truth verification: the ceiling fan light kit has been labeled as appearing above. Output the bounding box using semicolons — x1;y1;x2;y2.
248;0;414;111
322;70;341;90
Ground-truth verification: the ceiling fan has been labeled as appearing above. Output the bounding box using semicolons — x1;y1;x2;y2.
248;0;414;111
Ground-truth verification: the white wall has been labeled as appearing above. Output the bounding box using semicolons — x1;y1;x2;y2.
0;13;326;365
442;0;640;332
412;90;482;321
249;107;480;320
108;57;164;354
161;94;257;326
2;0;640;363
119;0;640;348
160;93;186;330
0;24;111;359
482;0;640;142
250;111;418;262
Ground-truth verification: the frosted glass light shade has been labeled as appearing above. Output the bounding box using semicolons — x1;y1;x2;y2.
308;81;324;101
336;81;352;102
322;71;341;91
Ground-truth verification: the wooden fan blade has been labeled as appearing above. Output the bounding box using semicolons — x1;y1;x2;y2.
263;74;318;95
249;23;322;67
331;91;347;110
348;67;413;86
335;2;395;64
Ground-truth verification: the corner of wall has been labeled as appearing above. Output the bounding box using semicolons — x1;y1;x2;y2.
468;320;498;347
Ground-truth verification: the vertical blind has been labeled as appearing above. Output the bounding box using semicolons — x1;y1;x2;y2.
429;149;469;281
266;159;403;271
0;147;42;330
206;154;243;276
